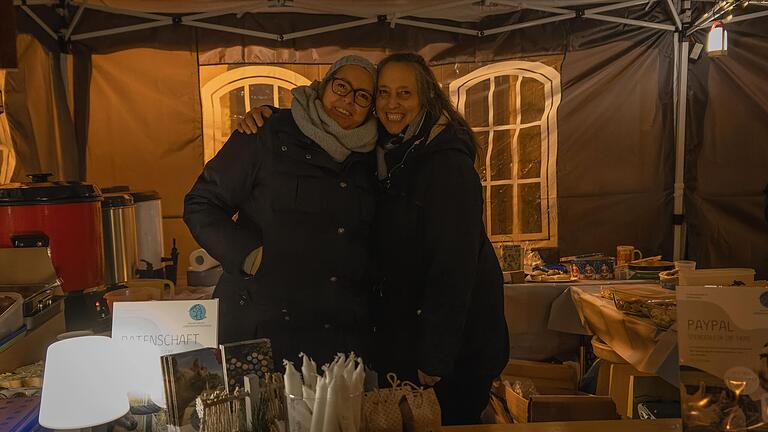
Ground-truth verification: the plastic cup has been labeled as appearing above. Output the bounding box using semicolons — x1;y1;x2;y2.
675;260;697;271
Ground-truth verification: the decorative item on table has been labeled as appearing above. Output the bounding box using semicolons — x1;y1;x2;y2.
527;264;573;282
610;285;676;329
161;346;226;430
283;352;366;432
221;338;274;393
362;373;441;432
496;243;523;272
560;254;615;280
244;372;287;432
195;387;248;432
0;362;44;393
616;245;643;266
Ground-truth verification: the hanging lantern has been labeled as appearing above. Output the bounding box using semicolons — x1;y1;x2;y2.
706;21;728;57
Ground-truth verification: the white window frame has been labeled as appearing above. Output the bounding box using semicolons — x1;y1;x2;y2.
200;66;311;163
449;61;560;247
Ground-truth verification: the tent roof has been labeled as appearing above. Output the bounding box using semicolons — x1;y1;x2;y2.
50;0;668;20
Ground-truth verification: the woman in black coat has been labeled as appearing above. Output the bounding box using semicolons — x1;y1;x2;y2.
372;53;509;426
184;55;379;365
235;53;510;425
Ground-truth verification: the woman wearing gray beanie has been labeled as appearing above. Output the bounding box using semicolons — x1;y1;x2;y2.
184;55;378;365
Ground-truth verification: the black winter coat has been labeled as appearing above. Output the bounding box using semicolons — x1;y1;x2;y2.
184;110;377;364
373;121;509;381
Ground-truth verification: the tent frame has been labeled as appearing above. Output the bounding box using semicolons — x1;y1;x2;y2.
11;0;768;260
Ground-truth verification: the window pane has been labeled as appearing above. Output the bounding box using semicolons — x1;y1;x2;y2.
465;79;489;128
493;75;518;126
474;131;489;182
278;86;293;108
491;184;513;236
520;77;545;124
249;84;274;109
519;183;542;234
518;126;541;179
490;129;512;181
221;87;246;134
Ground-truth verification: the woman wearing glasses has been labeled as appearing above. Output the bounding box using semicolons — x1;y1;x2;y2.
184;55;378;364
238;53;509;426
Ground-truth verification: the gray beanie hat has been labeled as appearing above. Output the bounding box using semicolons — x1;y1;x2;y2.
322;55;376;87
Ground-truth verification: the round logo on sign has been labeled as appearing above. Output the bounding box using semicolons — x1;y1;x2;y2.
189;304;207;321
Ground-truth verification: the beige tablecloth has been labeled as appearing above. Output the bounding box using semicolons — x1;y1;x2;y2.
548;285;679;383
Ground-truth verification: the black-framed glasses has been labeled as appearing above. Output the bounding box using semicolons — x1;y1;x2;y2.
330;77;374;108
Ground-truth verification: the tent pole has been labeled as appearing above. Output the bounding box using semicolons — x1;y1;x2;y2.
389;18;479;36
583;13;677;31
585;0;658;14
484;13;576;35
181;21;281;40
19;5;58;40
729;9;768;23
673;39;689;261
492;1;573;15
64;1;88;40
665;0;683;30
70;20;173;41
283;18;379;40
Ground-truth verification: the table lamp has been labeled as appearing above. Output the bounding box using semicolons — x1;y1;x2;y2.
39;336;129;430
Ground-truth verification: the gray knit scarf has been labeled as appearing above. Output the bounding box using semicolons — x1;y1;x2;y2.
291;81;378;162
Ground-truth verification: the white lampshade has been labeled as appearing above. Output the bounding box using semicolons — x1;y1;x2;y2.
39;336;130;429
113;339;166;408
707;22;728;56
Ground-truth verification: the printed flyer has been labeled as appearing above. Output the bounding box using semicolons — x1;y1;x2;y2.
677;286;768;431
112;299;219;355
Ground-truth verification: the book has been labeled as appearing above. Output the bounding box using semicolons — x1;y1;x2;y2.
161;347;225;431
220;338;274;393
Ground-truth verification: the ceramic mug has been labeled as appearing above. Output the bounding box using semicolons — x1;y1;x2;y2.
616;245;642;266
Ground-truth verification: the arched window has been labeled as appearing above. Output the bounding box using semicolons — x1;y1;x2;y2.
450;61;560;247
200;66;311;163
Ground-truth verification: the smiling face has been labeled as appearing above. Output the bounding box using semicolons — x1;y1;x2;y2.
376;61;422;135
320;65;374;130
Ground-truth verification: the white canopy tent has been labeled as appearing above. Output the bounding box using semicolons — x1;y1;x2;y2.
6;0;768;276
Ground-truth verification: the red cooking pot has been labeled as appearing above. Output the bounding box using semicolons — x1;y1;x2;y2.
0;173;105;293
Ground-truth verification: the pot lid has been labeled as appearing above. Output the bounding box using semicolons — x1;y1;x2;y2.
102;193;134;208
102;186;160;202
129;190;161;202
0;173;101;204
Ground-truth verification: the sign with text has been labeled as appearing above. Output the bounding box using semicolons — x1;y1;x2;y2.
677;286;768;431
112;299;219;355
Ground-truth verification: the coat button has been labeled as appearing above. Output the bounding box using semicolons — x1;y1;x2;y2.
239;295;247;306
284;315;291;321
305;153;312;159
339;181;348;188
329;276;338;283
337;227;346;234
281;145;288;151
324;323;332;329
416;309;422;316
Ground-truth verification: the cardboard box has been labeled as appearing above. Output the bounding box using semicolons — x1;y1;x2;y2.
501;359;579;394
500;359;619;423
504;382;620;423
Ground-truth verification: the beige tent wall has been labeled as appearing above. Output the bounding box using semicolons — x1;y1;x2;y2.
86;47;203;280
4;34;79;182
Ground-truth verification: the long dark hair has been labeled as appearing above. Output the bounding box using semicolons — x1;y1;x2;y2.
377;53;478;155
